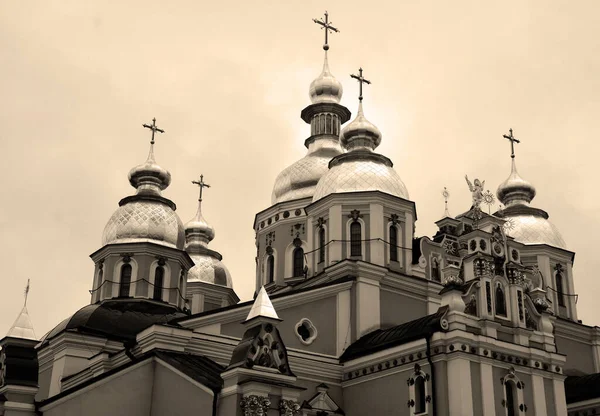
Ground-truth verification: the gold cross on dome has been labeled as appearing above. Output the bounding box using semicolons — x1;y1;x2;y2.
192;174;211;201
142;118;164;145
313;11;339;51
350;67;371;102
503;128;520;159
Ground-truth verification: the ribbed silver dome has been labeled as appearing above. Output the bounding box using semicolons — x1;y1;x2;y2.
497;158;566;249
271;138;343;204
102;140;185;250
187;253;233;287
313;157;409;201
102;201;185;249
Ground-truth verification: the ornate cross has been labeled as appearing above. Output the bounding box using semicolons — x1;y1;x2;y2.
503;128;520;159
192;174;211;201
313;11;339;51
350;67;371;102
142;118;164;145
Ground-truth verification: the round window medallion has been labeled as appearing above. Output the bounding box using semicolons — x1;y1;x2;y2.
267;218;272;225
479;239;487;251
469;240;476;251
295;209;302;216
493;243;503;255
283;211;290;218
275;214;280;221
260;221;265;229
511;249;519;261
295;318;318;345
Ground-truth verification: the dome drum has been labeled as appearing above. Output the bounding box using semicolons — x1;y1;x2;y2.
300;102;351;124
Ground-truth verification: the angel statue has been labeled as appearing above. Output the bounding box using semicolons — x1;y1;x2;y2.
465;175;485;209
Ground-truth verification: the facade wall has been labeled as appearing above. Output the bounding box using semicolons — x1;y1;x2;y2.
43;361;154;416
544;377;557;416
343;368;412;416
555;334;594;374
36;366;52;401
150;363;214;416
470;361;483;416
380;289;427;328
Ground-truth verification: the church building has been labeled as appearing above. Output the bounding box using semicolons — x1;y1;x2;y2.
1;12;599;416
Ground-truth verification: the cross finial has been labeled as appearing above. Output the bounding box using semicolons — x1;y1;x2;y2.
350;67;371;102
502;128;520;159
313;11;339;51
24;279;30;307
192;174;211;201
442;187;450;217
143;117;165;145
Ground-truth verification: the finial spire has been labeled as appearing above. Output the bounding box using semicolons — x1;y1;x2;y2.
313;11;339;51
350;67;371;102
142;118;165;161
442;187;451;217
503;128;520;159
192;174;211;202
24;279;30;307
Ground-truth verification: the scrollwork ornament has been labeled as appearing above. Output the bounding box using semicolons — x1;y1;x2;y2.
279;399;300;416
240;395;271;416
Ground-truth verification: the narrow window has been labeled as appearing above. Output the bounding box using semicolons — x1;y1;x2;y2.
319;228;326;263
293;247;304;277
414;376;426;414
350;222;362;257
556;272;566;307
153;266;164;301
320;114;325;134
119;264;132;297
495;284;507;316
431;258;440;282
267;255;275;283
326;114;332;134
389;225;398;262
505;381;517;416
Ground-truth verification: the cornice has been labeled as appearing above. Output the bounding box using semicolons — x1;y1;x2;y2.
90;242;194;268
304;191;417;220
253;200;310;230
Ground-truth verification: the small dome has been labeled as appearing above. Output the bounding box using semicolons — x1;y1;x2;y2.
309;51;343;104
188;253;233;288
505;214;567;249
497;159;536;207
272;138;342;204
102;200;185;249
340;102;382;151
312;156;409;201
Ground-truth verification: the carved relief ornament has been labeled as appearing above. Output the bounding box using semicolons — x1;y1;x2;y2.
240;395;271;416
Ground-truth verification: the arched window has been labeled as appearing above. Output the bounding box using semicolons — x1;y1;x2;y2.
318;228;326;263
350;222;362;257
495;284;507;316
326;114;332;134
505;381;518;416
556;272;566;307
431;257;440;282
153;266;164;301
389;225;398;262
293;247;304;277
320;115;325;134
414;375;426;414
119;264;132;297
267;255;275;283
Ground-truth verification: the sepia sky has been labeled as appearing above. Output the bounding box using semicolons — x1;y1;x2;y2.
1;1;599;337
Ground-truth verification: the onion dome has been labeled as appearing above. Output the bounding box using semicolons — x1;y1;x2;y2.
309;51;343;104
102;124;185;249
497;159;536;207
271;50;350;204
313;99;409;202
496;158;566;249
184;178;233;288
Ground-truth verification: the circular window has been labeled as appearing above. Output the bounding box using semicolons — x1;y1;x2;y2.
479;239;487;251
511;249;519;261
267;218;272;225
295;318;318;345
493;243;503;255
469;240;477;251
283;211;290;218
275;214;280;221
295;209;302;216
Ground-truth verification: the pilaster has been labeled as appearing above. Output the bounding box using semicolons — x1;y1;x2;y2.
369;203;384;266
531;374;547;416
328;205;342;264
355;277;380;338
447;356;474;416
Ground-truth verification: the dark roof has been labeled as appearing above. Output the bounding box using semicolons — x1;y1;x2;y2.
40;299;186;346
38;349;223;408
340;307;448;362
155;350;224;392
565;372;600;404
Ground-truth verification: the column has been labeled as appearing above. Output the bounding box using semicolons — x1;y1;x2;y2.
369;203;384;266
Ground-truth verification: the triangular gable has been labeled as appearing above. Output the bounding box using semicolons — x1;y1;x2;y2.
303;384;344;414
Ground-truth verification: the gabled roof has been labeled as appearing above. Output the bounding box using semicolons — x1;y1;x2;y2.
565;372;600;404
340;307;449;362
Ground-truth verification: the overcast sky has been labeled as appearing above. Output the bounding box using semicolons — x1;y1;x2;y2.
1;1;599;337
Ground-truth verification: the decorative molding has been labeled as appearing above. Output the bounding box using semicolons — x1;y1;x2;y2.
240;395;271;416
348;209;363;222
280;399;301;416
294;318;318;345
